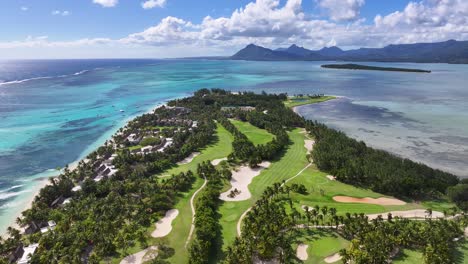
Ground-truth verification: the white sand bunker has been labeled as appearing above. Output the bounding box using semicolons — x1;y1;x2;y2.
367;209;444;220
324;253;342;263
333;196;406;205
120;246;157;264
220;161;271;201
304;139;315;152
211;157;227;166
326;175;336;181
151;209;179;238
177;152;200;165
296;244;309;261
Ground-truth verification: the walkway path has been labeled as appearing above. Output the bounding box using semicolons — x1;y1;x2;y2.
236;162;312;236
185;176;207;248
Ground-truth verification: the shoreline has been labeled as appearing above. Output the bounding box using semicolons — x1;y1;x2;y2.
0;100;170;237
291;95;342;114
291;96;466;178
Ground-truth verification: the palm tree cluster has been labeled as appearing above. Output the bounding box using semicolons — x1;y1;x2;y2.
339;214;465;264
189;162;224;264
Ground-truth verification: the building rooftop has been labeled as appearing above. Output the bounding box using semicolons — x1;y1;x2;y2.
17;244;39;264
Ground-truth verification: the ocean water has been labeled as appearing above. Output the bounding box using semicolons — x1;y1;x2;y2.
1;59;467;233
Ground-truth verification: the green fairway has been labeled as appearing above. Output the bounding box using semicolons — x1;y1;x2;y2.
288;167;424;215
284;96;336;108
159;124;234;177
116;124;234;263
161;124;233;263
230;119;275;145
293;229;349;264
392;249;423;264
455;240;468;264
219;128;310;249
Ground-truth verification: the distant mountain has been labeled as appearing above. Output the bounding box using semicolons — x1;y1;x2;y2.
317;46;345;57
277;44;313;56
231;44;301;61
231;40;468;63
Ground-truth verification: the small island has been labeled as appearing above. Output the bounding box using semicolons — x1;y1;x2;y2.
322;63;431;73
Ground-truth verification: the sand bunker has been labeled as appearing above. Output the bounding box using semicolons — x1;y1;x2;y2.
120;246;157;264
151;209;179;238
326;175;336;181
220;161;271;201
177;152;200;165
367;209;443;220
333;196;406;205
211;157;227;166
304;139;315;152
324;253;342;263
296;244;309;261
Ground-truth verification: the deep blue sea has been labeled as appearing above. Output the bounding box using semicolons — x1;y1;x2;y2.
1;59;467;233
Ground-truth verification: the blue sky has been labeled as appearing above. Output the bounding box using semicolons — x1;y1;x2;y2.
0;0;466;58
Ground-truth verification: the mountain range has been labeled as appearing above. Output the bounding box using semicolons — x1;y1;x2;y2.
230;40;468;63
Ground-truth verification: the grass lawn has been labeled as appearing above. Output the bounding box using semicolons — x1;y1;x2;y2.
288;167;424;216
219;128;310;250
293;229;349;264
159;124;234;177
161;123;234;263
284;96;336;108
454;240;468;264
128;144;142;151
230;119;275;145
392;249;424;264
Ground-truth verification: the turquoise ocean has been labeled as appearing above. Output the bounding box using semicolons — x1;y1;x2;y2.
0;59;467;233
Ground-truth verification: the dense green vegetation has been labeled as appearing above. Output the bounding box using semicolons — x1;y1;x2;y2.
188;162;224;264
447;184;468;211
229;119;274;145
1;88;467;264
308;123;459;199
321;63;432;73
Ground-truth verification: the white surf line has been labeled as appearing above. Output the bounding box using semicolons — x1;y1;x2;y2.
236;162;312;237
184;176;207;248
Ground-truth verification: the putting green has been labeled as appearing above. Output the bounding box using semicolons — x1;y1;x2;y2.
392;249;423;264
293;229;349;264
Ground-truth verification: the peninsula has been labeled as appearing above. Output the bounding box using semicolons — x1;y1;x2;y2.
321;63;431;73
0;90;466;264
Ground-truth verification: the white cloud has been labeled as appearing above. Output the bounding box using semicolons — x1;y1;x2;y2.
317;0;365;22
20;6;28;11
142;0;167;9
2;0;468;58
52;10;71;16
93;0;118;8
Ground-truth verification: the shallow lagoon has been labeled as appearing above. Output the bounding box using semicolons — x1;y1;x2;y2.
0;59;467;233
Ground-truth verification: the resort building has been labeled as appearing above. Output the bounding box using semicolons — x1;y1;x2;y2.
17;244;39;264
126;133;141;145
